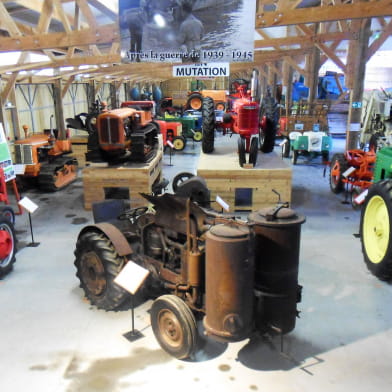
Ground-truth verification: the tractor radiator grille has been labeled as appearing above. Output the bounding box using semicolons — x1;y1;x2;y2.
14;144;34;165
238;106;259;132
99;117;121;144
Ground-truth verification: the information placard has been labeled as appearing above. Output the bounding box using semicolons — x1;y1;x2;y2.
114;261;150;295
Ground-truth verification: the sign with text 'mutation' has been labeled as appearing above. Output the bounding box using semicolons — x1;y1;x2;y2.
173;62;229;78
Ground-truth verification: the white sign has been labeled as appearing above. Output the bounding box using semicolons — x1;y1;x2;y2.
216;195;229;211
173;62;230;78
114;260;150;295
355;189;369;205
18;196;39;213
166;140;174;149
342;166;356;178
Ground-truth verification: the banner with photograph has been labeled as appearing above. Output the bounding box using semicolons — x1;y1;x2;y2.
119;0;255;64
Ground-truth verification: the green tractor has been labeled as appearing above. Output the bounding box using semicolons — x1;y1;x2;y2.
360;147;392;281
287;130;332;164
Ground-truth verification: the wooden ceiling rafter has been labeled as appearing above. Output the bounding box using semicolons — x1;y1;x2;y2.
0;1;390;88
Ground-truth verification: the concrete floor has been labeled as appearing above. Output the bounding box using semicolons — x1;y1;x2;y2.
1;129;392;392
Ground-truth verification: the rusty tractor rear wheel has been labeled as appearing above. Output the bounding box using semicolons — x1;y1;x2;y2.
329;153;348;194
74;231;130;310
187;93;203;111
150;295;198;359
202;97;215;153
0;218;17;277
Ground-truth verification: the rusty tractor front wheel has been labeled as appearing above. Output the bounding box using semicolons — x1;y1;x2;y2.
74;231;130;310
150;295;198;359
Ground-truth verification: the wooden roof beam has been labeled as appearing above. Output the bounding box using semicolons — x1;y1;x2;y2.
0;24;119;52
256;1;392;27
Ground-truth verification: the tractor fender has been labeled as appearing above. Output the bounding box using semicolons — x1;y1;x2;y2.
78;223;133;256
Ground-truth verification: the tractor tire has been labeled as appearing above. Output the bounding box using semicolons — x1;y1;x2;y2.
201;97;215;153
192;130;203;142
172;172;195;192
0;206;15;225
260;118;277;153
187;93;203;111
238;137;246;167
150;294;198;359
74;230;130;310
215;101;226;111
322;151;330;164
172;136;186;151
248;137;259;166
0;218;17;277
329;153;348;194
360;180;392;281
369;134;379;152
282;137;290;158
351;187;362;211
292;150;298;165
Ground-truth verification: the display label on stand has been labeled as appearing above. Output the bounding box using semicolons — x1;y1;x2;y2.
114;261;150;295
119;0;255;64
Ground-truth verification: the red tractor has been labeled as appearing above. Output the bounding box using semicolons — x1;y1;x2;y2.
201;70;277;167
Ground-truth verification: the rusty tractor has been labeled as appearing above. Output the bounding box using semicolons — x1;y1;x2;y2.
73;175;305;359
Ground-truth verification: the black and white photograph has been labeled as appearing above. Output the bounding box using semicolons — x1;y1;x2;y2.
119;0;255;63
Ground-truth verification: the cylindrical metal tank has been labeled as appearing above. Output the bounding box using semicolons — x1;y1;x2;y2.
248;207;305;334
203;224;254;342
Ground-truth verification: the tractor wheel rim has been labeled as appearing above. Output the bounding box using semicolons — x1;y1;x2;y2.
193;131;202;141
157;309;183;348
190;99;202;110
173;139;184;150
331;161;341;186
363;195;390;264
81;251;106;295
0;225;13;264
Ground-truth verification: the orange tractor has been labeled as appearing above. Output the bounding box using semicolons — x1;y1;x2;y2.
329;149;376;208
14;121;78;191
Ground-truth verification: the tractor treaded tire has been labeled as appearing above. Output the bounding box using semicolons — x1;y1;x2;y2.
0;218;17;277
248;137;259;166
360;179;392;282
201;97;215;153
74;231;130;310
238;137;246;167
329;153;348;194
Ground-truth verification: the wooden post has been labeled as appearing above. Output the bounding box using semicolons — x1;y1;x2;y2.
307;46;321;105
282;58;294;115
52;79;66;139
346;19;372;150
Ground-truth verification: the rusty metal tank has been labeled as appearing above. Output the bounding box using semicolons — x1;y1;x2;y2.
203;223;254;342
248;206;305;334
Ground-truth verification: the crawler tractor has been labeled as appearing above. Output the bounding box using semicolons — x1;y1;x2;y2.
67;101;160;164
14;122;78;192
74;176;305;359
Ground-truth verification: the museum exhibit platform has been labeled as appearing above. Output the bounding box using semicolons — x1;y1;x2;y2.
197;138;292;211
82;142;163;210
